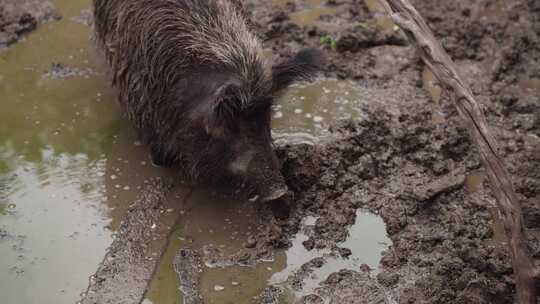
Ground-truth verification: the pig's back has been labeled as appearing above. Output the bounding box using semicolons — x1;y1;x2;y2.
92;0;270;131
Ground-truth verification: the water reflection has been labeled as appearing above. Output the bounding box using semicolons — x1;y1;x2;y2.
270;211;390;301
0;0;164;302
144;189;284;304
272;79;365;144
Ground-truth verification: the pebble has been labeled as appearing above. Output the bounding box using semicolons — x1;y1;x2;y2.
214;285;225;291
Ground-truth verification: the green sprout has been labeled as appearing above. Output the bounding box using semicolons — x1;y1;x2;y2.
320;35;337;51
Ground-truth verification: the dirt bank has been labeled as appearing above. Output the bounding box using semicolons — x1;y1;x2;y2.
0;0;59;48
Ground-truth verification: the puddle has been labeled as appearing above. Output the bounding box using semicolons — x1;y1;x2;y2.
484;207;508;247
146;207;389;304
270;211;390;301
272;78;366;144
464;172;486;193
0;0;173;303
365;0;399;33
272;0;342;31
143;189;283;304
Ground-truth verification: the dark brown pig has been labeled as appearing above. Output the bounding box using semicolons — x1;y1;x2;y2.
92;0;323;202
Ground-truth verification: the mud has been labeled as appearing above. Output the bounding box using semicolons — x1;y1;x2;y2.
0;0;59;48
241;0;540;302
2;0;540;303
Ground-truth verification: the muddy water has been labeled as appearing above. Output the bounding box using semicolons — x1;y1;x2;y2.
270;211;390;300
145;204;389;304
272;79;365;144
143;190;286;304
271;0;343;32
365;0;399;33
0;0;172;303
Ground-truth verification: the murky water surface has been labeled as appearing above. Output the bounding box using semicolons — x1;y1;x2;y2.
272;79;365;144
0;0;170;303
145;203;389;304
270;211;390;301
143;190;285;304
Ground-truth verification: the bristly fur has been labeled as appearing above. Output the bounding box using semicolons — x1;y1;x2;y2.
94;0;270;114
93;0;323;197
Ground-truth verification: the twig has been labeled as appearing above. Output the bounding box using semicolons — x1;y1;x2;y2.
376;0;539;302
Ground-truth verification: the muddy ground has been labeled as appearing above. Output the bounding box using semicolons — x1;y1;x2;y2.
3;0;539;303
245;0;540;303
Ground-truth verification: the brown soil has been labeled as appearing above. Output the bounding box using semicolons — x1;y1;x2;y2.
242;0;540;303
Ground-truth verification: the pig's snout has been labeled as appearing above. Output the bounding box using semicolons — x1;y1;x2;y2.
231;148;288;203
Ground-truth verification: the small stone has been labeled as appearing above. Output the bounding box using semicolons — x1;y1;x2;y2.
313;116;324;123
214;285;225;291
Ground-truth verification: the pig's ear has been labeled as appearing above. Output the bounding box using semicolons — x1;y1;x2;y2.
271;48;324;93
205;83;242;136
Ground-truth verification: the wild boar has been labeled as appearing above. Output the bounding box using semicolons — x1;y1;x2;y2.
93;0;323;202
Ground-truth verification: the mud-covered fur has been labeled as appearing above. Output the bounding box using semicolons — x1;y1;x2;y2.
93;0;322;200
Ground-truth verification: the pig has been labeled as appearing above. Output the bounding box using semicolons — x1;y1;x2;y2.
92;0;323;202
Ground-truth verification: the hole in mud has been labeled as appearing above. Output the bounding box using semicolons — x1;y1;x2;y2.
272;78;365;144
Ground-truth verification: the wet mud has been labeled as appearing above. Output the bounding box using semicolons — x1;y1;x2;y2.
238;0;540;302
2;0;540;303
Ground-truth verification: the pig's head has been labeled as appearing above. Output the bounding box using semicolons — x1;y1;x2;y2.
187;48;323;202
